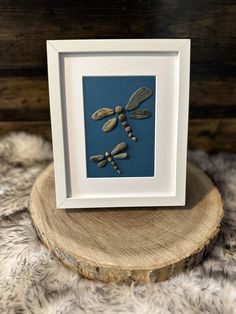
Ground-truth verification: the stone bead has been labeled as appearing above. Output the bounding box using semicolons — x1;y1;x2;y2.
128;132;133;138
125;126;131;133
107;157;112;162
115;105;123;113
111;161;116;166
122;121;128;127
131;136;137;142
118;114;126;121
105;152;110;157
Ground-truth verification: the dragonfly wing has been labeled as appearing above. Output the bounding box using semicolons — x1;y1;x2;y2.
111;142;127;156
102;117;117;132
90;154;105;161
97;159;108;168
125;87;152;111
113;152;128;159
91;108;114;120
129;109;151;119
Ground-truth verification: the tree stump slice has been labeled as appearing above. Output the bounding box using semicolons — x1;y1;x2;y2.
29;162;223;283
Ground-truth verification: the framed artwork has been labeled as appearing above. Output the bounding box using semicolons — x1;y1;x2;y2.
47;39;190;208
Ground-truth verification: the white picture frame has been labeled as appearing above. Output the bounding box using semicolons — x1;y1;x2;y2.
47;39;190;209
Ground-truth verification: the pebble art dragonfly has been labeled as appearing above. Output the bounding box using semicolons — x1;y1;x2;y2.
91;87;152;142
90;142;128;174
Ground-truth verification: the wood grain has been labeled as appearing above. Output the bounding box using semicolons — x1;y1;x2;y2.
29;162;223;283
0;1;235;151
190;80;236;107
0;0;235;69
0;121;51;141
189;119;236;152
0;77;49;121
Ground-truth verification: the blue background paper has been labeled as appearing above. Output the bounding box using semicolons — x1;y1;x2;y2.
82;76;156;177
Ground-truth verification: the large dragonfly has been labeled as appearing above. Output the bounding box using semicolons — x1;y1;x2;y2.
90;142;128;174
91;87;152;142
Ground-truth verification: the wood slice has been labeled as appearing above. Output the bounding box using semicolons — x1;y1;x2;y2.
29;162;223;283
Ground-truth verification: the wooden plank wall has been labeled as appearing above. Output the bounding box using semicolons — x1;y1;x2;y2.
0;0;235;152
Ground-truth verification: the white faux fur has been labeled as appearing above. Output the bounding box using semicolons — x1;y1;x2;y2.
0;132;236;314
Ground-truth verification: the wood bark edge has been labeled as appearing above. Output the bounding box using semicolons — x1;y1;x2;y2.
30;200;223;284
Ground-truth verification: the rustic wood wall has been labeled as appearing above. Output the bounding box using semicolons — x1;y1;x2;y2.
0;0;235;152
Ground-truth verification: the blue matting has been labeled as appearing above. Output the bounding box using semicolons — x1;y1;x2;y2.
82;76;156;177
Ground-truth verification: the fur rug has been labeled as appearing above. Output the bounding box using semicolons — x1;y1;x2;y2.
0;132;236;314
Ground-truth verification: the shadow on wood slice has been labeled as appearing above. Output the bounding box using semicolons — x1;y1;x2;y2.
29;162;223;283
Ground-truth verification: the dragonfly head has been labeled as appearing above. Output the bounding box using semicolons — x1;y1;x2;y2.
115;105;123;113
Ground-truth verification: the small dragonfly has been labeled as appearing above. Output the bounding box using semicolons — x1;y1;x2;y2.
90;142;128;174
91;87;152;142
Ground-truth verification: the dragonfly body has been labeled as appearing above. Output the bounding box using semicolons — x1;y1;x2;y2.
90;142;128;174
91;87;152;142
